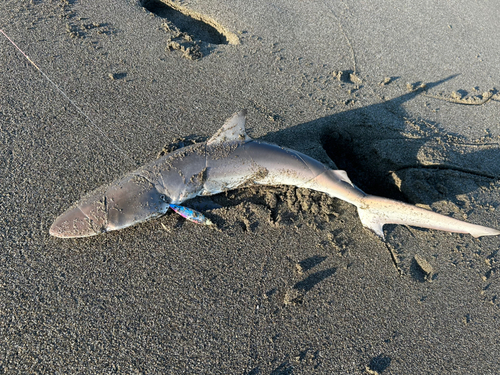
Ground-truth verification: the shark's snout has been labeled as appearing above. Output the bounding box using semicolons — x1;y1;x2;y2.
49;204;103;238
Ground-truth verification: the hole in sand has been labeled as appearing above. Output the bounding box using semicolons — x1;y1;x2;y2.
140;0;239;45
321;132;407;201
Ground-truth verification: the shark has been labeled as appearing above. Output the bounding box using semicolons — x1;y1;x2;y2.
50;110;500;239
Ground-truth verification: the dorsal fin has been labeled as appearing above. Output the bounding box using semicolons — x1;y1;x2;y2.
332;170;354;186
207;110;252;145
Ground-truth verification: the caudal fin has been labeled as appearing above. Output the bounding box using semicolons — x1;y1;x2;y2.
357;195;500;239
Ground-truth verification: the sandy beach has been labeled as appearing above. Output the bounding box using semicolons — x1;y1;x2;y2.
1;0;500;373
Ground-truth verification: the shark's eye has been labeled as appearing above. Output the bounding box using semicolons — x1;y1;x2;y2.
160;194;168;202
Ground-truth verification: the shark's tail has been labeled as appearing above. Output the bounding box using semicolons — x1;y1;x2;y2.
356;195;500;239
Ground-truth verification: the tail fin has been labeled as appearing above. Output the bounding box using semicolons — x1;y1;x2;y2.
357;195;500;239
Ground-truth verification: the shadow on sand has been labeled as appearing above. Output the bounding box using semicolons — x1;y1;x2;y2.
259;75;499;206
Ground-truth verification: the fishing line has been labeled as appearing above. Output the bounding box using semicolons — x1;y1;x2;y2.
0;28;134;164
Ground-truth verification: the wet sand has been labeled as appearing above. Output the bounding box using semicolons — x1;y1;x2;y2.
1;0;500;373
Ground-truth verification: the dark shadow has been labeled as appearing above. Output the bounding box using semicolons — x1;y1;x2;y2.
293;268;336;293
109;72;127;80
298;255;327;273
410;258;428;282
368;354;391;373
410;256;435;282
247;367;260;375
266;288;277;298
258;75;500;206
270;361;293;375
141;0;228;45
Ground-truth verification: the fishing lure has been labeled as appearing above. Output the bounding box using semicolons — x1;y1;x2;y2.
168;204;213;225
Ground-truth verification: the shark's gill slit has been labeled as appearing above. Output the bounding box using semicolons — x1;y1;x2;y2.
140;0;239;45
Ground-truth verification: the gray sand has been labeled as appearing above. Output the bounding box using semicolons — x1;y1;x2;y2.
1;0;500;373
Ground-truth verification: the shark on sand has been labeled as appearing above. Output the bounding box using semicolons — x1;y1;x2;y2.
50;110;500;239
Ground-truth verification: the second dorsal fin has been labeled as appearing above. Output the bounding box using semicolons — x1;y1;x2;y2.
207;110;252;145
332;170;354;186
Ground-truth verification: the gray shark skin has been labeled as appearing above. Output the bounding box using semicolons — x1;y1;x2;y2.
50;110;500;239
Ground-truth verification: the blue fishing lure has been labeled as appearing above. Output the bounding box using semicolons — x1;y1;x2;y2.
169;204;213;225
